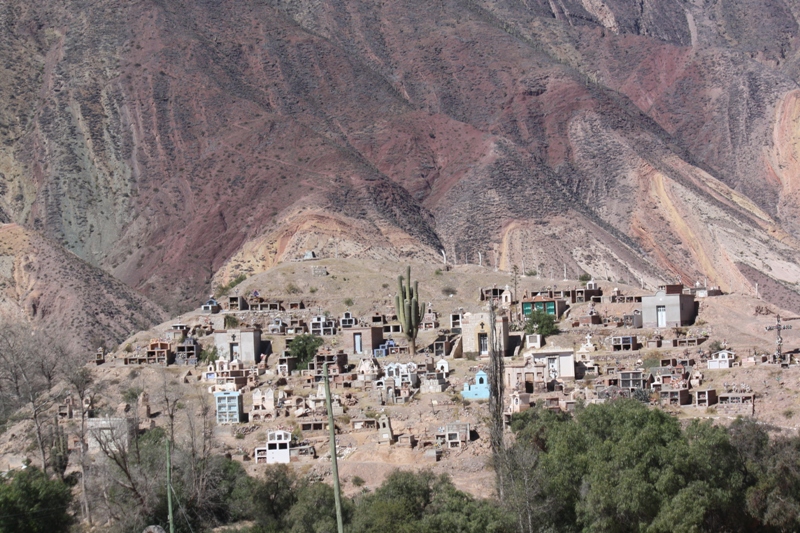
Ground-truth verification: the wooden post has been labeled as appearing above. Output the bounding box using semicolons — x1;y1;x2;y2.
324;364;345;533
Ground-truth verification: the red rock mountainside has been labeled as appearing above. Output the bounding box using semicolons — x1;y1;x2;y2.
0;224;167;350
2;0;800;311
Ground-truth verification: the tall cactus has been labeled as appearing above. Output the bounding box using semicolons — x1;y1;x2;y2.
396;266;422;355
50;416;69;481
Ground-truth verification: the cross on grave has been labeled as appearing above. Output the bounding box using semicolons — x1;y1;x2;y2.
765;314;800;365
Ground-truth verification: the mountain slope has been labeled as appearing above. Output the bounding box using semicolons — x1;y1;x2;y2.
0;224;167;351
1;0;800;311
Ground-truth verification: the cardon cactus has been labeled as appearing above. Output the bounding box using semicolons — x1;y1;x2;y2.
50;416;69;480
396;266;422;355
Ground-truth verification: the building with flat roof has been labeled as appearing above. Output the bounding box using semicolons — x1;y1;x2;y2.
214;391;244;424
642;289;696;328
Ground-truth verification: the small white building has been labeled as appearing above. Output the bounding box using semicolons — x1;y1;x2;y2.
461;312;510;357
527;350;576;381
255;430;293;464
378;414;395;444
214;328;262;364
707;350;736;369
507;390;532;414
526;334;544;349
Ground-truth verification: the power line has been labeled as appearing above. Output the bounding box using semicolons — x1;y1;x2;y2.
170;483;195;533
0;504;70;520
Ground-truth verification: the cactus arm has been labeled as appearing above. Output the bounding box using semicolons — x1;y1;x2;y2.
395;294;404;326
406;266;412;298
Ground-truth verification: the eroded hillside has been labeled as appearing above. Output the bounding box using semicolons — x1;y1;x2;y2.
1;0;800;312
0;224;167;350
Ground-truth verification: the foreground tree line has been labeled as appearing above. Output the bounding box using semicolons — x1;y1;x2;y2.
499;400;800;533
3;399;800;532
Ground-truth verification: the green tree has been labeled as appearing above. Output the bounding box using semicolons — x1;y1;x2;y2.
251;464;298;531
285;482;349;533
730;418;800;531
287;334;324;370
507;400;752;533
523;310;559;337
351;470;512;533
0;467;72;533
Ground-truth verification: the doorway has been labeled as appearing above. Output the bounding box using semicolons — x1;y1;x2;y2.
656;305;667;328
354;333;363;354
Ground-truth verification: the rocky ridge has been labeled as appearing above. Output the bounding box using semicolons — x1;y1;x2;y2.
0;0;800;312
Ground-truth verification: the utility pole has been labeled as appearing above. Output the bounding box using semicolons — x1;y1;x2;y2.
487;303;505;499
166;440;175;533
324;363;345;533
478;252;482;267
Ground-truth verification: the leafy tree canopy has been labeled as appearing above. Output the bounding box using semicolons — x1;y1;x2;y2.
0;467;72;533
287;334;324;370
505;400;756;533
523;310;559;337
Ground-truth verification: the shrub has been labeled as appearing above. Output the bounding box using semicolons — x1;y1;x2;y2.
434;268;443;276
579;273;592;282
525;270;537;277
344;297;354;307
216;274;247;297
352;476;365;487
309;287;318;294
441;286;457;296
465;351;478;361
224;315;240;329
123;387;143;403
286;282;302;295
632;388;650;403
201;346;219;363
